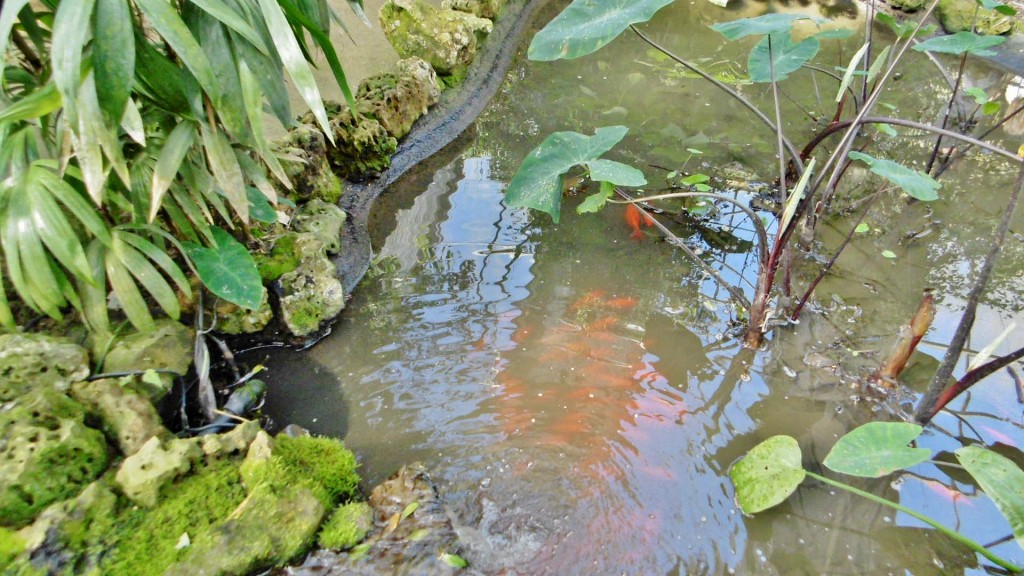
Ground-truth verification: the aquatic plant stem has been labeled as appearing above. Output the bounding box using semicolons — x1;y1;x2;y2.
932;101;1024;180
917;159;1024;424
925;50;969;175
629;24;804;176
804;470;1022;572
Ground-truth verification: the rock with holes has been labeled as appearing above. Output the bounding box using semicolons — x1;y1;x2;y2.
936;0;1015;33
441;0;506;19
102;320;194;401
115;436;202;508
208;287;274;335
326;110;398;180
0;333;90;402
277;246;345;338
292;199;347;256
356;58;442;140
70;377;169;457
379;0;492;78
0;388;110;528
277;123;343;205
199;419;261;459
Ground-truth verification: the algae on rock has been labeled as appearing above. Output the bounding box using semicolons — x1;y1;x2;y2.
207;287;274;334
70;377;169;457
0;333;89;401
0;388;110;528
293;199;348;256
442;0;506;19
936;0;1015;33
380;0;493;79
356;58;443;140
277;124;344;205
277;238;346;338
101;319;195;400
115;436;203;508
319;501;374;550
326;110;399;179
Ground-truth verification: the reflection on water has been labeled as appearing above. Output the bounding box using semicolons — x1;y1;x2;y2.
256;0;1024;572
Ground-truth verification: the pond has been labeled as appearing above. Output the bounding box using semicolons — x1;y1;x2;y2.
252;0;1024;573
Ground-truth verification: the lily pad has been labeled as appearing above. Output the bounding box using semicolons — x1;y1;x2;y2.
824;422;930;478
956;446;1024;550
731;435;806;514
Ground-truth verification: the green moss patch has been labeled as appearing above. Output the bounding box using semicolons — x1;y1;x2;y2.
0;527;25;571
255;233;302;281
318;501;373;550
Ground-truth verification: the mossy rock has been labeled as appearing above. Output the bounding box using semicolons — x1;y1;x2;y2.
276;124;343;205
318;501;373;550
886;0;928;11
326;111;398;180
292;199;347;256
356;58;442;140
101;320;194;401
0;527;25;571
208;287;274;334
0;388;110;528
441;0;506;19
379;0;493;76
0;333;89;402
936;0;1015;34
115;436;203;508
256;233;303;281
70;377;169;456
277;248;346;338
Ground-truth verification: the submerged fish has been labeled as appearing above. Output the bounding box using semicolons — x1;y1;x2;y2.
624;203;654;239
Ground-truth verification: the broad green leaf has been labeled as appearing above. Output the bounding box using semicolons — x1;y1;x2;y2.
823;422;930;477
855;222;870;233
681;173;710;185
881;250;897;259
505;126;629;223
135;0;221;102
576;182;615;214
257;0;333;141
93;0;135;124
956;446;1024;549
150;121;196;222
748;33;820;83
0;0;33;72
0;81;61;123
183;226;262;310
52;0;97;121
528;0;675;61
712;14;823;40
201;123;249;222
189;0;270;54
814;28;854;39
848;152;940;201
836;43;869;103
586;159;647;186
730;435;806;514
977;0;1017;15
912;32;1007;57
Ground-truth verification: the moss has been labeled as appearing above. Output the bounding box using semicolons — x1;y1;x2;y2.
886;0;927;11
439;66;468;89
255;233;301;281
0;527;25;570
318;501;373;550
101;459;247;576
247;435;360;509
936;0;1014;33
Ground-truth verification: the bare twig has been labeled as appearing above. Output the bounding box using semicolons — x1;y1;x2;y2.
916;159;1024;423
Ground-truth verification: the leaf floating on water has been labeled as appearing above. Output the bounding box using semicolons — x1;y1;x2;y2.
848;152;940;201
730;435;806;514
854;222;870;234
956;446;1024;550
881;250;897;259
823;422;929;477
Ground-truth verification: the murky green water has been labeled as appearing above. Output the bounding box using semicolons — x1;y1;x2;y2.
254;1;1024;573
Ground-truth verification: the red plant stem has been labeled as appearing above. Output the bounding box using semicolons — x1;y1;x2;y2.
922;346;1024;422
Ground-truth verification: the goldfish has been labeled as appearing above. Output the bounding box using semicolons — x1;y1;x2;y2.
624;203;654;239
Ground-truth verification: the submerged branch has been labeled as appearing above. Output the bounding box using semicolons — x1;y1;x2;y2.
916;159;1024;424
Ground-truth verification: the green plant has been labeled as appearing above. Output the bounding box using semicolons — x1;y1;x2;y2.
0;0;361;333
507;0;1024;422
731;422;1024;572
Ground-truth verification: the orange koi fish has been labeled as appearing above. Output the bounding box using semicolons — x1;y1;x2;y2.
624;203;654;239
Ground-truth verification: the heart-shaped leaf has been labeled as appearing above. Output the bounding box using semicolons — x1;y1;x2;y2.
184;226;262;309
824;422;930;477
912;32;1007;57
586;159;647;186
731;435;806;514
505;126;630;223
712;14;823;40
528;0;675;61
848;152;940;201
956;446;1024;550
748;32;820;83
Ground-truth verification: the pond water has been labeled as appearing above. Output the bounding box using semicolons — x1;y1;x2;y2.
253;1;1024;573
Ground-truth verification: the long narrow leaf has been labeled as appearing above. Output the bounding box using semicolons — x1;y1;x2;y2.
27;178;92;281
196;11;251;143
51;0;97;121
105;245;155;330
0;266;14;329
135;0;221;103
121;98;146;145
0;81;61;123
79;72;130;190
79;239;110;334
278;0;357;116
232;30;291;124
200;123;249;222
256;0;333;141
150;121;196;222
40;168;113;246
113;233;180;320
189;0;270;55
118;230;192;297
15;193;66;317
239;61;289;190
0;0;33;76
779;157;816;234
836;43;869;103
93;0;135;124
